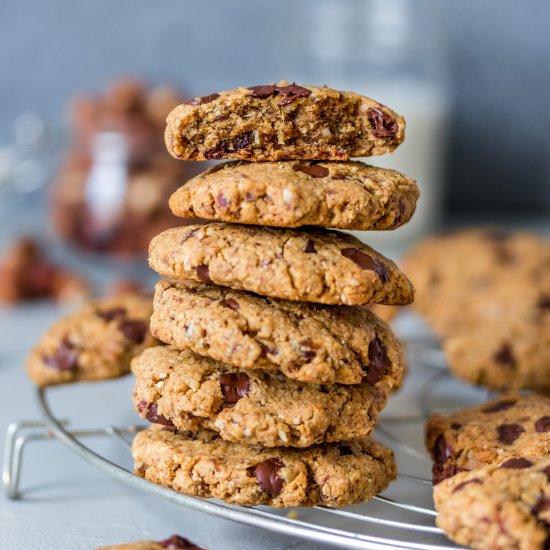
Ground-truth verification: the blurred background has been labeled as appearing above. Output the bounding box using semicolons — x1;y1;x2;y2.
0;0;549;293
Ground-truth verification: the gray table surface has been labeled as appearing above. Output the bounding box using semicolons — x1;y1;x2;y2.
1;192;548;550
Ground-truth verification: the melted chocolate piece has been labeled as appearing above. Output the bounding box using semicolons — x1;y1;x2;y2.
497;423;525;445
367;107;398;138
216;192;229;207
535;416;550;433
247;83;311;106
248;84;277;98
96;307;127;322
493;343;516;369
253;458;284;496
452;479;482;493
365;337;390;384
499;457;532;469
220;298;240;312
340;247;389;282
43;339;78;371
432;462;463;485
539;296;550;311
483;399;517;413
118;319;148;343
292;164;329;178
302;239;317;254
233;131;252;151
219;373;251;404
451;422;462;430
184;93;220;106
432;434;452;464
339;445;354;456
158;534;201;549
196;265;211;283
139;402;175;428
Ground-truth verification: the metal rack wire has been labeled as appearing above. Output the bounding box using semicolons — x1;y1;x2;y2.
2;340;468;550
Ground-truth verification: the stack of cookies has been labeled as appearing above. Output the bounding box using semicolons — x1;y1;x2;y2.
131;82;419;508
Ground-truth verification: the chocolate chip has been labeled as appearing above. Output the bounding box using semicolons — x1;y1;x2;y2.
299;338;318;360
292;164;329;178
118;320;147;343
204;143;228;160
275;84;311;106
96;307;127;322
535;417;550;433
184;93;220;106
533;496;550;516
181;228;199;243
248;84;277;98
452;479;482;493
253;458;284;496
233;131;252;151
219;373;251;404
499;457;532;469
139;402;175;428
339;445;354;456
497;424;525;445
260;194;273;204
245;193;255;202
539;296;550;311
483;399;517;413
367;107;398;138
365;337;390;384
432;435;452;464
341;247;389;282
43;339;78;371
542;466;550;481
331;174;347;180
220;298;239;312
258;341;276;357
450;422;462;430
341;248;376;270
158;535;199;549
248;83;311;106
394;200;407;225
216;192;229;207
196;264;211;283
493;343;516;369
432;462;463;485
302;240;316;254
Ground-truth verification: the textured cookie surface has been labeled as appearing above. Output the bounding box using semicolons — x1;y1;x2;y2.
403;228;550;392
434;457;550;550
132;346;389;447
27;293;157;386
425;394;550;484
165;83;405;161
149;223;414;306
151;281;405;386
133;426;396;508
169;160;418;230
98;535;204;549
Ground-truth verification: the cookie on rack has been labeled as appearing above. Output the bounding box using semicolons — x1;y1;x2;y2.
425;393;550;484
98;535;204;549
151;281;405;387
403;228;550;392
132;346;389;448
165;82;405;161
133;425;396;508
27;293;157;387
434;456;550;550
169;160;418;231
149;223;415;306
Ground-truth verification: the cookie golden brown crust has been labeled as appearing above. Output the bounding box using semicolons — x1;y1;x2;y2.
133;426;396;508
26;293;157;387
165;83;405;161
148;223;415;306
434;457;550;550
132;346;389;448
169;160;418;230
425;394;550;484
403;228;550;393
150;281;405;387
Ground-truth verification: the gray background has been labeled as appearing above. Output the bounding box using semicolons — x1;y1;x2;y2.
1;0;549;214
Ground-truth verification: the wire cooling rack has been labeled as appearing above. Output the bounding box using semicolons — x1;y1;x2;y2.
3;332;479;550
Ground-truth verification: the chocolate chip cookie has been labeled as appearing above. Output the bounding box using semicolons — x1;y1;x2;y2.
132;346;389;448
149;223;414;306
425;394;550;484
133;425;396;508
98;535;204;549
27;294;157;387
403;228;550;392
169;160;418;231
434;457;550;550
165;82;405;162
151;281;405;386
